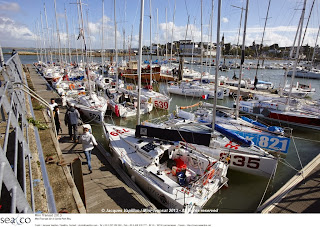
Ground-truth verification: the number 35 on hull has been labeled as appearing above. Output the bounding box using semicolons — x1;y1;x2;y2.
219;152;278;177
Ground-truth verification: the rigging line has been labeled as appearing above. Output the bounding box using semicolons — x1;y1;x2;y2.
291;135;305;179
278;158;300;172
300;0;316;48
291;135;320;143
257;157;278;208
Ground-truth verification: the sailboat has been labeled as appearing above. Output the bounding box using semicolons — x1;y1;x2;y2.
238;0;320;130
66;0;108;123
104;0;229;211
147;0;279;177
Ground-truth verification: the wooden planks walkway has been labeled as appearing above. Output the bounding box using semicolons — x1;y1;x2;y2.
257;154;320;213
27;64;157;213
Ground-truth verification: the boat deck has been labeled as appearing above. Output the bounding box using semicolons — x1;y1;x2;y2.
256;153;320;213
27;64;157;213
220;84;280;98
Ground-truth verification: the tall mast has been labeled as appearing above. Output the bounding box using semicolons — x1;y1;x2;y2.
40;12;47;64
78;0;92;96
54;0;62;64
44;3;53;64
165;8;168;61
149;0;153;87
200;0;203;80
285;0;307;106
101;0;104;66
311;25;320;68
170;0;176;68
208;1;214;75
123;0;126;62
235;0;249;119
156;8;159;59
212;0;220;132
114;0;118;88
280;16;300;96
254;0;271;79
72;18;79;63
137;0;145;125
65;7;72;64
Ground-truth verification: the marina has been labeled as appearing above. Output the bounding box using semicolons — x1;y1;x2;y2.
0;0;320;217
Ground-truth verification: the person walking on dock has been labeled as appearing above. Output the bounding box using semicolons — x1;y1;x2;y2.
47;98;58;117
79;124;97;174
53;106;62;139
254;75;258;90
64;103;80;142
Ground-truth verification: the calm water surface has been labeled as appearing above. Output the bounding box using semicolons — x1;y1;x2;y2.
10;53;320;212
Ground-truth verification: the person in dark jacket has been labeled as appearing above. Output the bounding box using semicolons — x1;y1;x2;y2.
53;106;62;137
11;49;17;56
64;103;80;142
254;75;258;90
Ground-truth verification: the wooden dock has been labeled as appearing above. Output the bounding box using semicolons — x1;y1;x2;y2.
256;153;320;213
27;64;157;213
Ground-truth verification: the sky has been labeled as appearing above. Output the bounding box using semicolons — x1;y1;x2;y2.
0;0;319;49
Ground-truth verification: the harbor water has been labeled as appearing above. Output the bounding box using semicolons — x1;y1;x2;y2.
6;52;320;212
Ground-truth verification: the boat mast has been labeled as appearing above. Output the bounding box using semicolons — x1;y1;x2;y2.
279;18;300;96
149;0;153;88
165;8;168;62
114;0;118;89
54;0;62;64
285;0;307;106
311;25;320;68
212;0;220;132
40;12;48;64
101;0;104;67
254;0;271;79
65;7;72;64
39;11;47;62
200;0;203;82
235;0;249;120
208;1;214;75
137;0;145;125
170;0;176;68
78;0;92;96
44;3;53;65
123;0;126;62
156;8;159;60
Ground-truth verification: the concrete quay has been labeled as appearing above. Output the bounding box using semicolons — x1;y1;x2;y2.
26;64;157;213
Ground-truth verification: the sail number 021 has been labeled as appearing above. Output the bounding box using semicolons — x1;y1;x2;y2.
220;153;260;169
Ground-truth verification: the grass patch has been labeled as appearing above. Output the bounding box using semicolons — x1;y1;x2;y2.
27;117;48;130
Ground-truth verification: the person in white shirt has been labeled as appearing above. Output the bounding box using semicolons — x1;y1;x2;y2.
47;98;58;117
78;124;97;174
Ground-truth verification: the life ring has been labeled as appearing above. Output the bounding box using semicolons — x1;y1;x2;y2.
69;84;76;90
203;169;215;186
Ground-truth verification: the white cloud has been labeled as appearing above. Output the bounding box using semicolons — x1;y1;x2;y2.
222;17;229;23
0;16;37;47
0;1;20;12
223;25;320;47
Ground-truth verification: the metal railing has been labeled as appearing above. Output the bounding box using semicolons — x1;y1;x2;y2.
0;53;55;213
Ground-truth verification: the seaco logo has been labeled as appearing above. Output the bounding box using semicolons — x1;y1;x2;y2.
0;216;32;225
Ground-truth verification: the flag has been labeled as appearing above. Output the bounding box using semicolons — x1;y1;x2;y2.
202;94;209;100
77;28;84;40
